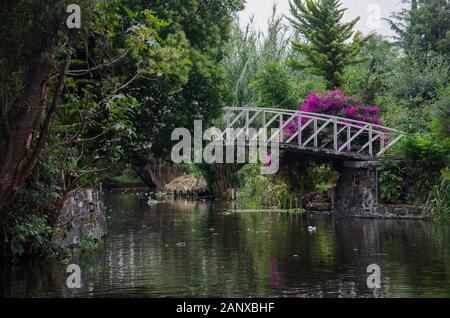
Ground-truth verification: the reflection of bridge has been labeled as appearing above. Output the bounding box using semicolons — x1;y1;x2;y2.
222;107;404;161
222;106;406;217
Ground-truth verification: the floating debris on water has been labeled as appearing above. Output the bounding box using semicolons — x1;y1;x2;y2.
147;198;160;206
307;226;317;232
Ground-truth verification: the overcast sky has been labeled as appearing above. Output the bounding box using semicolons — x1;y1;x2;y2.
239;0;408;38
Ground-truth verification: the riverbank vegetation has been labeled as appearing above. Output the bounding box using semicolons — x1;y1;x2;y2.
223;0;449;216
0;0;244;261
0;0;449;262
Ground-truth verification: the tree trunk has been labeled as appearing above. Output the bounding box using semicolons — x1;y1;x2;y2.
0;10;74;223
0;45;55;220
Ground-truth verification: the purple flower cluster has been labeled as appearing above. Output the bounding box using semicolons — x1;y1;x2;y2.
283;90;381;135
301;90;380;124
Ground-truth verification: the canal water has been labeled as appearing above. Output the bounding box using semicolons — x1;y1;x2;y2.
1;191;450;297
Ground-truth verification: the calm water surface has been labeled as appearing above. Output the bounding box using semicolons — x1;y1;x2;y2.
1;191;450;297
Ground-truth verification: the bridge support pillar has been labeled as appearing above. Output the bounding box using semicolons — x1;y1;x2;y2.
334;161;380;216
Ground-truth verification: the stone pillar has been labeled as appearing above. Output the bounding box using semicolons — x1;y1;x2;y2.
334;161;380;216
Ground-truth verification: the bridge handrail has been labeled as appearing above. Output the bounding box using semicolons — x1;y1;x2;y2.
224;106;405;135
222;106;406;158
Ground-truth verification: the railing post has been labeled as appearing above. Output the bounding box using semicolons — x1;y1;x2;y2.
380;134;385;155
279;113;283;142
298;111;302;147
226;108;231;128
245;109;250;140
347;125;351;152
368;125;373;156
262;110;266;128
333;118;337;151
313;118;318;148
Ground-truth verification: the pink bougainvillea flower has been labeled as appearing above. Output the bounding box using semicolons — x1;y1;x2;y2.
297;91;382;126
266;152;272;166
367;106;380;113
283;122;297;135
344;107;358;118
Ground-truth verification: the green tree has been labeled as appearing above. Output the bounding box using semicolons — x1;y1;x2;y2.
122;0;245;162
343;35;399;104
250;62;298;108
0;0;188;224
288;0;365;89
386;0;450;57
432;84;450;139
0;0;83;222
222;4;292;106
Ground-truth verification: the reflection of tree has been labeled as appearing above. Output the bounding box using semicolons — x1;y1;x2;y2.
236;212;339;296
2;194;450;297
377;220;450;297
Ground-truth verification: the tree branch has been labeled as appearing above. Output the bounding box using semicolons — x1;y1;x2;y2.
65;47;131;77
22;29;79;182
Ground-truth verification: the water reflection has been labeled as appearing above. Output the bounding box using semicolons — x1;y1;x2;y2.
1;192;450;297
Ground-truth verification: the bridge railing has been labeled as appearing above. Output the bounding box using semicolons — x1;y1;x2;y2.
221;107;405;158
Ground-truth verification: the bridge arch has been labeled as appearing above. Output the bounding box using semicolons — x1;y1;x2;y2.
221;107;405;161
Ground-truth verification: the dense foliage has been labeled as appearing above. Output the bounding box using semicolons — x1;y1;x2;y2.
386;0;450;57
0;0;243;260
1;0;449;262
226;0;449;220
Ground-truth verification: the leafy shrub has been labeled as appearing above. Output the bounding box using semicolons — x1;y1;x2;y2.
111;164;142;185
380;135;449;205
401;135;449;203
4;214;53;259
379;160;405;204
431;84;450;138
428;169;450;222
386;55;449;105
378;94;434;134
312;164;339;194
236;165;290;209
198;163;241;198
78;228;105;252
295;78;327;101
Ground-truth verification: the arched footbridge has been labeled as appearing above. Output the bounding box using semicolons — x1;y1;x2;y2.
222;107;405;161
